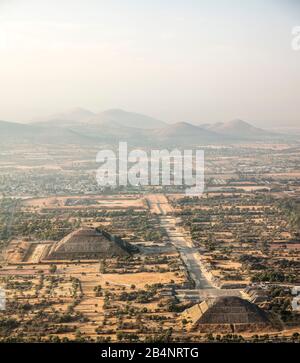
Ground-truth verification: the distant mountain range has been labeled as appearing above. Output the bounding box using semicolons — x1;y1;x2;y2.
0;108;297;146
33;108;166;130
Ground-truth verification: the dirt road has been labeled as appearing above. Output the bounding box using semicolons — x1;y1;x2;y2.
160;216;214;289
145;194;173;215
146;194;215;289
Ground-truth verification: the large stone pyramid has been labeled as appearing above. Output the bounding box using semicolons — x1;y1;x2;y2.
47;228;138;260
182;296;272;333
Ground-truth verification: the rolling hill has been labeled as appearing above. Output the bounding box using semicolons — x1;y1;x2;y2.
32;108;167;130
205;119;278;140
87;109;167;129
0;120;96;145
31;107;96;128
153;122;226;144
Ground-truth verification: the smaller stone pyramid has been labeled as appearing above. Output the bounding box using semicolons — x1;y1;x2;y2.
182;296;272;333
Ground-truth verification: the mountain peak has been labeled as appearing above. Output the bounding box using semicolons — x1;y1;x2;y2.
89;109;167;129
208;119;275;139
154;121;221;143
32;107;95;125
101;108;127;114
165;121;196;130
227;119;253;128
52;107;95;120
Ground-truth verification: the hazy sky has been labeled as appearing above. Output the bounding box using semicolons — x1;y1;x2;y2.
0;0;299;126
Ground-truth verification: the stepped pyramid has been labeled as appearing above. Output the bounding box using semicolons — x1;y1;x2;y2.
182;296;272;333
47;228;138;260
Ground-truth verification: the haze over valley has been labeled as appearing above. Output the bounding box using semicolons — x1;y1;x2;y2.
0;108;296;146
